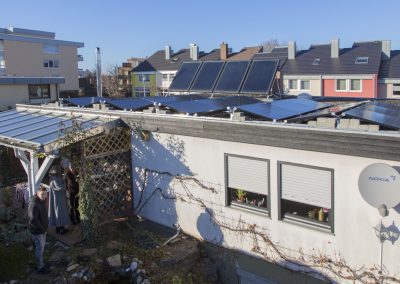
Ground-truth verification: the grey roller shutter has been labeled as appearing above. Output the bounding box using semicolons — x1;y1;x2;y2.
281;164;332;208
227;156;269;195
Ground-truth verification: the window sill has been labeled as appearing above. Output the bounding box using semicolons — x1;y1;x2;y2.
282;213;333;234
230;201;269;217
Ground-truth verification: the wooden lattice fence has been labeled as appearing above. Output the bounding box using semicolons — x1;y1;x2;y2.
81;128;132;222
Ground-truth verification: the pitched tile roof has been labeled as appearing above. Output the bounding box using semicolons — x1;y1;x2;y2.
133;48;221;72
252;46;288;69
282;41;382;75
379;50;400;79
227;46;263;61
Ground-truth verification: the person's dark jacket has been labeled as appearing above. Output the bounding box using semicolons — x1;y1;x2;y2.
64;171;79;195
28;195;48;235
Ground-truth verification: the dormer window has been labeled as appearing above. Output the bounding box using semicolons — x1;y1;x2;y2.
355;57;369;64
313;58;320;65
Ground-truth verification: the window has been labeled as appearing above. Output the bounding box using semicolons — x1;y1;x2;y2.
169;74;175;81
28;84;50;99
355;57;369;64
350;79;361;91
336;79;347;91
225;154;270;215
162;74;168;81
278;162;334;232
43;44;59;54
393;84;400;96
134;87;150;97
288;79;298;90
43;59;59;68
0;40;5;73
300;80;310;90
336;79;363;92
313;58;320;65
137;74;150;82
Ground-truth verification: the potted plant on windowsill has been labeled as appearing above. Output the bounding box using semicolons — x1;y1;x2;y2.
235;189;247;202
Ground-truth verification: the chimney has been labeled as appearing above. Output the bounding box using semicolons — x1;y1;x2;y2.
331;39;340;58
165;45;172;60
288;41;296;59
220;42;228;60
190;43;198;60
382;40;391;60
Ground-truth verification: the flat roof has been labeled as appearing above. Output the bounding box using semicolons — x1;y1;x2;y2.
0;76;65;85
0;30;84;48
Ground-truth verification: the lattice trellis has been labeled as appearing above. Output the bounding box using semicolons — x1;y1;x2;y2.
81;128;132;221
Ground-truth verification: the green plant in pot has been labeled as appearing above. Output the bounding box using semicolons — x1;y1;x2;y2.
236;189;247;202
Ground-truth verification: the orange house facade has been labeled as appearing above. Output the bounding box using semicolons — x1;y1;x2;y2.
322;75;378;98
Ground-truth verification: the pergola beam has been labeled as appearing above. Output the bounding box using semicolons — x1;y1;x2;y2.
13;149;55;198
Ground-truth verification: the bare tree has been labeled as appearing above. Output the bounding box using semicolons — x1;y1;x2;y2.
102;64;122;98
261;38;284;53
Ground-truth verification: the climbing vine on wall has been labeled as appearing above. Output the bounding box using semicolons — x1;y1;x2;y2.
133;168;400;284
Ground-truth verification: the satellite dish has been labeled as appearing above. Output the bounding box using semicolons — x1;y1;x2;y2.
358;163;400;209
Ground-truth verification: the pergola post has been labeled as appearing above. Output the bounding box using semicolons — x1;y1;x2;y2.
14;149;55;198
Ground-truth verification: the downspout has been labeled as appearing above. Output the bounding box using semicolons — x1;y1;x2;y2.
320;75;323;97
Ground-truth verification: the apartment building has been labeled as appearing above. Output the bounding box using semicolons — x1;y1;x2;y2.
117;57;144;94
0;27;84;96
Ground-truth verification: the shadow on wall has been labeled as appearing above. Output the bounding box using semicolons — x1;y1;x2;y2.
197;208;224;245
131;132;192;228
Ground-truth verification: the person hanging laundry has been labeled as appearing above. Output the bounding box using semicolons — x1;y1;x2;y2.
48;165;70;234
62;159;80;225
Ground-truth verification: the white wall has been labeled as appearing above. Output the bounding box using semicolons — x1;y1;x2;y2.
131;132;400;281
283;76;322;96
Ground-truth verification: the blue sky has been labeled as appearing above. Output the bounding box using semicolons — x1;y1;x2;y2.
2;0;399;70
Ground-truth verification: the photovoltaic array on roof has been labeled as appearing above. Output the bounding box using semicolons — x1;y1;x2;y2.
168;61;202;91
107;98;154;110
237;98;331;120
168;59;279;94
213;61;250;93
162;96;260;115
190;61;225;92
343;101;400;130
63;97;110;107
240;60;279;94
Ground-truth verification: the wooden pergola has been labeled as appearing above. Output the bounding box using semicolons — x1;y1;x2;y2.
0;105;120;198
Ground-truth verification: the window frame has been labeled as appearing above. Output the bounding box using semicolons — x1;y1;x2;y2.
392;83;400;96
43;43;59;54
312;58;320;65
277;161;334;234
355;56;369;64
43;59;59;69
288;79;298;90
335;79;348;92
224;153;271;217
300;80;311;91
137;74;150;82
349;79;362;92
28;84;51;100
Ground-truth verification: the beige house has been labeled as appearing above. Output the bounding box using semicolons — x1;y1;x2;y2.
0;27;84;95
0;76;63;111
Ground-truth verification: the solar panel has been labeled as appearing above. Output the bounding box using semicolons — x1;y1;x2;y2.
169;62;202;91
213;61;250;93
240;60;279;94
237;98;330;120
107;98;154;110
163;96;260;115
146;94;205;104
190;61;225;92
63;97;109;107
344;101;400;130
